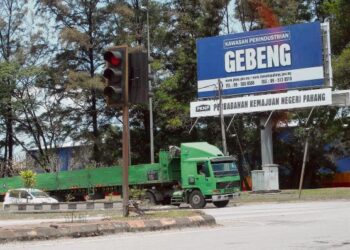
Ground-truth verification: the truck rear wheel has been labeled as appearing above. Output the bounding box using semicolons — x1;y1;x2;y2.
213;200;229;208
189;190;206;209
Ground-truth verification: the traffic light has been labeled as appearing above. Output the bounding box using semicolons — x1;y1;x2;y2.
103;46;128;107
129;51;154;104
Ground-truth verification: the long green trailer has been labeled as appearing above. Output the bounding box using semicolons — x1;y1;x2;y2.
0;142;241;208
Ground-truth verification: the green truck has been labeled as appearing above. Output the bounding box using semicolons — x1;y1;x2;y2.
0;142;240;208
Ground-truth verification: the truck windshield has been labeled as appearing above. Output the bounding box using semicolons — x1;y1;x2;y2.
211;161;238;177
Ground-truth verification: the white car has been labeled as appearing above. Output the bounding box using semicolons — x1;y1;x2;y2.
3;188;58;208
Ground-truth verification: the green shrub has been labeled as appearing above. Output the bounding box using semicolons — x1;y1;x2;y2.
19;170;36;188
129;187;146;200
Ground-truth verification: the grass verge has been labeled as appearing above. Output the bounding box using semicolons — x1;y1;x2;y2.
236;188;350;204
0;206;198;221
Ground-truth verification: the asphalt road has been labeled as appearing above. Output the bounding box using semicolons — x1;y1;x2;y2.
1;200;350;250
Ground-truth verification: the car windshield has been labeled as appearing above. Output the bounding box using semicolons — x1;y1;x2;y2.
211;161;239;177
30;190;49;198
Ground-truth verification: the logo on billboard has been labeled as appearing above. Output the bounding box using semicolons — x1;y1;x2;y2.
196;104;211;112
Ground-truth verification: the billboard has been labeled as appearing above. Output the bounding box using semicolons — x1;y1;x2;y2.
196;22;324;99
190;88;332;118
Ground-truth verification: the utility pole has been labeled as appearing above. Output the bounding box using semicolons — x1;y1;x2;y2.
218;79;228;155
146;1;154;163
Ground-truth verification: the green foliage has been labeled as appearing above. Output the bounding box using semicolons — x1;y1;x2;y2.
129;187;146;200
333;46;350;90
19;170;36;188
151;0;228;149
323;0;350;55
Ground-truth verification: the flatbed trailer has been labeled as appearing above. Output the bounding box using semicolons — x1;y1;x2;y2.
0;142;241;208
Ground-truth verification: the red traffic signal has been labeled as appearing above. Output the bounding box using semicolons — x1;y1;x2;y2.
104;51;122;67
102;46;128;107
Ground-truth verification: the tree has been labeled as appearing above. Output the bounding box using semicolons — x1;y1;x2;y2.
234;0;312;31
322;0;350;55
0;0;45;175
37;0;134;164
153;0;229;149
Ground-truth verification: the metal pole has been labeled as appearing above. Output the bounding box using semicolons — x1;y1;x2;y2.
226;114;236;132
146;1;154;163
225;2;230;34
218;79;228;155
260;116;274;165
298;107;315;199
298;132;309;199
263;111;274;128
122;48;130;217
189;117;199;134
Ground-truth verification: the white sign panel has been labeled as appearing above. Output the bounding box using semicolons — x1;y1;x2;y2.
190;88;332;118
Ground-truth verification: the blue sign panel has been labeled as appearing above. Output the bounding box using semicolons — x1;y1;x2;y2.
196;22;324;98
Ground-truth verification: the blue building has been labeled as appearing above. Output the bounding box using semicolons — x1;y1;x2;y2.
27;144;93;172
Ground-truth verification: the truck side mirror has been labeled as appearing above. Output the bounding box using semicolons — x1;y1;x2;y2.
188;176;195;185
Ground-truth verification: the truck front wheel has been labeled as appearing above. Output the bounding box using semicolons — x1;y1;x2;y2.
144;191;157;205
213;200;229;208
189;190;206;209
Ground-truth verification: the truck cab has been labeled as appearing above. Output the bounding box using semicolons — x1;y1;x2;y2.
171;142;241;208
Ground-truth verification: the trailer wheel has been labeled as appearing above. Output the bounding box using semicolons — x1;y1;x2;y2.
144;191;156;205
189;190;206;209
213;200;229;208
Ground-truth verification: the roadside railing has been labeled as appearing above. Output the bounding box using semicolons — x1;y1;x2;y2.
3;201;122;212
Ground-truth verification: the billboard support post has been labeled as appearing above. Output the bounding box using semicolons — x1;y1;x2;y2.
298;107;315;199
260;116;273;166
298;131;310;199
218;79;228;155
321;21;333;87
189;117;200;134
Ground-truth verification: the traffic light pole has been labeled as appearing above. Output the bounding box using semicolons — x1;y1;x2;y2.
122;102;130;216
122;49;130;217
102;45;130;217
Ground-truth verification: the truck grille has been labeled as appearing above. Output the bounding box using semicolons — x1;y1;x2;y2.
216;181;240;189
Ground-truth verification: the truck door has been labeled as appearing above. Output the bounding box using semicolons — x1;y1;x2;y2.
195;162;211;188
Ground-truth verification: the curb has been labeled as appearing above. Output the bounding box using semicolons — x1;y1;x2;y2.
0;214;216;243
3;201;122;212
